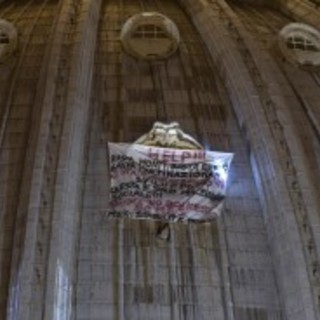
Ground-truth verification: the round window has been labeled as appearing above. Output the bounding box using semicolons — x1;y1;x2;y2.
0;19;17;63
279;23;320;68
120;12;180;60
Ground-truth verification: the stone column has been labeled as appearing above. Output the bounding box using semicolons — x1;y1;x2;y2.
43;0;102;318
6;0;102;319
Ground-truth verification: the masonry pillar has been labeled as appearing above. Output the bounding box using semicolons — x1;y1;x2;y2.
6;0;102;319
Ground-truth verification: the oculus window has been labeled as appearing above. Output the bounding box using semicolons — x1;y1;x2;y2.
279;23;320;68
120;12;180;60
0;19;17;63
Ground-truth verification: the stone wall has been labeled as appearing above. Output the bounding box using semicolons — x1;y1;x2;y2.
0;0;319;319
179;0;320;319
74;1;281;319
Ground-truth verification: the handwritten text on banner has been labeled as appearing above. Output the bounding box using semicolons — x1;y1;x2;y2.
108;143;233;222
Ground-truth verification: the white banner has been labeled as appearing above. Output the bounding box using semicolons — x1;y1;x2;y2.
108;143;233;222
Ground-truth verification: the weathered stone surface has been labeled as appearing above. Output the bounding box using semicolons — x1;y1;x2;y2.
0;0;319;319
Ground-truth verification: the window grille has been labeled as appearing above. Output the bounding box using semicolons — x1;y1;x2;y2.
121;12;180;60
279;23;320;68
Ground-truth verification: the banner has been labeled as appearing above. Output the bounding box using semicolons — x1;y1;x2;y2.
108;143;233;222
